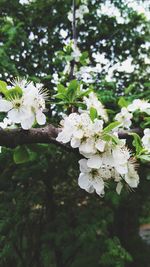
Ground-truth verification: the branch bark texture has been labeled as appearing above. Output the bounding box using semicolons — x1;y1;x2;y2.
0;124;142;149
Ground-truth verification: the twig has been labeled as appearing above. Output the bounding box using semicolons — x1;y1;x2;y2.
69;0;77;80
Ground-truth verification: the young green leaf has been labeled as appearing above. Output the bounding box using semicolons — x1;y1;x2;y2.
129;132;143;156
118;97;128;108
13;146;30;164
0;80;8;96
138;154;150;162
66;80;79;102
90;107;98;121
103;121;120;133
13;146;37;164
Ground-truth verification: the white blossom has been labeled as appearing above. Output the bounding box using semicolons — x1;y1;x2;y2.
124;161;139;188
112;145;131;175
116;182;123;194
0;118;13;129
0;80;47;130
56;104;140;196
128;99;150;115
92;52;109;65
87;154;103;169
142;128;150;152
56;112;92;147
78;159;105;196
83;92;108;122
96;1;129;24
79;138;97;158
118;57;135;73
68;4;89;24
19;0;30;4
71;44;81;62
10;78;30;89
60;29;68;39
76;66;95;83
51;73;59;85
115;107;133;129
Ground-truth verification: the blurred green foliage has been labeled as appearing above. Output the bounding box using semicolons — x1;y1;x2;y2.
0;0;150;266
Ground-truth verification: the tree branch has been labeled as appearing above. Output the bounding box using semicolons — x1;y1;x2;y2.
118;128;143;139
69;0;77;80
0;124;142;149
72;0;77;47
0;124;59;149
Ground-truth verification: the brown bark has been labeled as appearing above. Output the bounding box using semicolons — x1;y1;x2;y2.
0;124;142;149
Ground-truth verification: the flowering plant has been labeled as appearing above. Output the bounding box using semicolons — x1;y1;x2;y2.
0;0;149;197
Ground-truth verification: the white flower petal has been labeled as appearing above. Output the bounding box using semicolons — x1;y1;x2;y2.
115;164;128;174
102;151;114;166
78;173;91;190
93;177;104;196
116;182;123;194
21;115;35;130
36;110;46;125
93;119;104;133
8;109;22;123
124;173;139;188
0;99;13;112
79;138;96;157
95;139;106;152
56;131;72;143
71;137;81;148
78;159;89;173
87;155;102;169
73;129;84;139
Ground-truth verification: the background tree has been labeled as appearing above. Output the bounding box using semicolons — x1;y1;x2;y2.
0;0;150;266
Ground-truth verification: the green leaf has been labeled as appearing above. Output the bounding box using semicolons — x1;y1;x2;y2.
118;97;128;108
78;88;93;98
55;84;67;99
13;145;38;164
57;84;66;93
103;121;120;133
102;134;112;142
124;83;136;94
144;82;150;87
0;80;7;95
55;93;66;100
79;51;89;65
138;154;150;162
102;133;120;144
13;146;30;164
129;132;143;155
65;55;73;62
90;107;98;121
66;80;78;101
68;80;78;92
111;134;121;144
5;86;23;99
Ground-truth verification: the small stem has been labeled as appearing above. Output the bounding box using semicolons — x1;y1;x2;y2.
69;0;77;81
72;0;77;47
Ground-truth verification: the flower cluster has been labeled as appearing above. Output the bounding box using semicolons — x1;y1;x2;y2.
0;118;13;129
115;107;133;129
68;4;89;24
128;99;150;115
71;43;82;62
0;80;47;130
115;99;150;129
82;92;108;122
56;95;139;196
